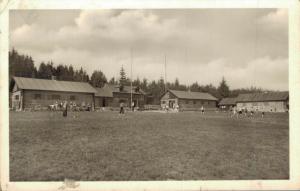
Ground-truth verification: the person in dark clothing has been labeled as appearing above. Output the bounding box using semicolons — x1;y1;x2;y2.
120;102;125;114
63;101;68;117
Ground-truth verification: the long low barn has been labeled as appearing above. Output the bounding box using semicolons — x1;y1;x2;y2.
236;92;289;112
160;89;218;110
10;77;97;110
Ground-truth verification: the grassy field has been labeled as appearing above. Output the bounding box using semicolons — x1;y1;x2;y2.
9;110;289;181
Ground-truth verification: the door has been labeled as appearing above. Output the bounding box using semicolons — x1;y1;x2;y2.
102;98;106;107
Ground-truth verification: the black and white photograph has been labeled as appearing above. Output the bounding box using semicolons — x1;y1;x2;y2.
1;0;300;190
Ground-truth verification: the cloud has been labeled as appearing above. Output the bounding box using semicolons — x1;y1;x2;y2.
10;9;288;90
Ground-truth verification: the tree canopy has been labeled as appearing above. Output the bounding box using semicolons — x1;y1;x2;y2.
9;49;272;103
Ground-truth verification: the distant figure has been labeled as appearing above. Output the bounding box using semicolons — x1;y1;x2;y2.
262;111;265;118
250;110;254;117
201;106;204;114
165;104;169;112
55;101;58;110
232;107;236;117
175;103;179;112
238;108;243;117
131;101;135;111
63;101;68;117
120;102;125;114
244;108;248;117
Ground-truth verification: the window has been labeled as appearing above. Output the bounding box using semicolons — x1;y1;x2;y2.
15;95;19;100
34;94;41;99
70;95;76;100
185;100;189;104
52;94;61;100
162;101;166;104
193;100;196;104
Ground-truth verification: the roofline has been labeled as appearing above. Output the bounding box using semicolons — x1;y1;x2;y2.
17;88;97;94
112;91;145;95
13;76;93;85
161;89;217;101
177;97;218;101
236;99;288;103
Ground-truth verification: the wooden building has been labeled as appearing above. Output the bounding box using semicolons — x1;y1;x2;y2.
160;89;218;110
10;77;97;110
235;92;289;112
218;97;237;110
95;84;146;109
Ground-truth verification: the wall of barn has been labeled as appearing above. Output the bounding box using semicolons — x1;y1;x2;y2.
22;90;94;110
110;93;145;108
11;90;22;110
236;101;288;112
178;99;217;110
94;97;113;108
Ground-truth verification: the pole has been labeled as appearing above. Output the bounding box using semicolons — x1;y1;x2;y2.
130;48;133;111
164;54;167;92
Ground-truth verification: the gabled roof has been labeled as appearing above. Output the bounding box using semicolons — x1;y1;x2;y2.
219;97;237;105
236;91;289;102
95;85;113;97
168;89;218;101
12;77;97;93
95;84;145;97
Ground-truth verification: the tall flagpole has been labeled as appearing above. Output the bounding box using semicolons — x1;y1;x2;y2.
164;54;167;92
130;48;133;111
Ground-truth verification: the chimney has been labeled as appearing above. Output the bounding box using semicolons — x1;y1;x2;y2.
51;75;57;80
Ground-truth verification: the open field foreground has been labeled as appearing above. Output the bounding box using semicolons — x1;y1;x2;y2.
9;111;289;181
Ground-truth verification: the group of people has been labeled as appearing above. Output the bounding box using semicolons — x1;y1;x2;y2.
49;101;92;112
229;106;265;118
162;103;180;112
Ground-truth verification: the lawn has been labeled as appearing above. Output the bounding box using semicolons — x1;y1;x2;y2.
9;110;289;181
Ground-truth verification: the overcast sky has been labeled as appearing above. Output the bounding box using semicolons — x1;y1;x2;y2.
10;9;288;90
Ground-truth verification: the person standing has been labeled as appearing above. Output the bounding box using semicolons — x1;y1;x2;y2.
63;101;68;117
201;105;204;114
120;102;125;114
131;101;135;112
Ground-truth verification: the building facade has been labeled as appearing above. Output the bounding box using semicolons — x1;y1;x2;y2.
235;92;289;112
160;90;218;110
95;84;146;109
10;77;97;110
218;97;237;110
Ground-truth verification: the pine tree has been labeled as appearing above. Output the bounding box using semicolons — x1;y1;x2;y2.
217;77;230;98
119;65;127;86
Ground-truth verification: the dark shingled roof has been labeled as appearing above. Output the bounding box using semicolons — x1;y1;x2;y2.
236;92;289;102
95;84;145;97
13;77;97;93
168;89;218;101
95;85;113;98
219;97;237;105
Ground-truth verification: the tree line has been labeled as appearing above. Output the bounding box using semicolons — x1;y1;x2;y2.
9;49;267;103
